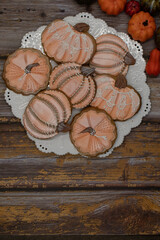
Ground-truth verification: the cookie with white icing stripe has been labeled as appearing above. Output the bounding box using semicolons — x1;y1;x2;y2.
49;63;96;109
23;90;72;139
91;74;141;121
70;107;117;157
41;20;96;64
3;48;51;95
90;34;135;76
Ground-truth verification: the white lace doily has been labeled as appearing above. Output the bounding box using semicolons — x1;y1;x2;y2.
4;12;151;158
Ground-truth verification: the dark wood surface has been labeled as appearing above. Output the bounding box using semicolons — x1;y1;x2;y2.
0;190;160;235
0;0;160;236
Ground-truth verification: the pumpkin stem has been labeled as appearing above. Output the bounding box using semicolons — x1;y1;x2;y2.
73;23;90;33
114;74;127;89
56;122;71;133
80;127;96;135
81;66;95;76
143;20;148;26
25;63;40;74
124;52;136;65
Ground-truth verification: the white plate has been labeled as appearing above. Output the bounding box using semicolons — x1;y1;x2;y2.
5;12;151;157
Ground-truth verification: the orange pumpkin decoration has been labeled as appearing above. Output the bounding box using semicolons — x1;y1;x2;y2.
91;74;141;121
128;11;156;42
49;63;96;109
146;48;160;77
90;34;135;76
70;107;117;157
23;90;72;139
3;48;51;95
41;20;96;65
98;0;127;16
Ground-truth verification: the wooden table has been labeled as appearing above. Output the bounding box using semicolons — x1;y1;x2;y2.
0;0;160;236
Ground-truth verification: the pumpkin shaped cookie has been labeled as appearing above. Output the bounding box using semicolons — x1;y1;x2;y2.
41;20;96;64
91;74;141;121
90;34;135;76
23;90;72;139
3;48;51;95
70;107;117;157
49;63;96;109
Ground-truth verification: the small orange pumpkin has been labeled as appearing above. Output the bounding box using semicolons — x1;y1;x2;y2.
49;63;96;109
3;48;51;95
146;48;160;77
70;107;117;157
98;0;127;16
128;11;156;42
41;20;96;65
23;90;72;139
90;34;135;76
91;74;141;121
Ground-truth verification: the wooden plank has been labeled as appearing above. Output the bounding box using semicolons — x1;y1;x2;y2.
1;237;159;240
0;59;12;117
0;190;160;235
0;122;159;189
0;59;160;121
0;0;159;56
0;0;160;236
0;237;160;240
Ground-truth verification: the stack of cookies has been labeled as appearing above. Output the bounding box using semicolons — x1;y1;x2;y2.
3;19;141;157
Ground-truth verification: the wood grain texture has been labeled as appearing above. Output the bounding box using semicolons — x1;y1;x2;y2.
1;237;160;240
0;0;159;57
0;190;160;235
0;0;160;235
0;122;159;189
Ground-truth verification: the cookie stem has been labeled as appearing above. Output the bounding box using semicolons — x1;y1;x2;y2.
81;66;95;76
25;63;40;74
124;52;136;65
73;23;90;33
80;127;96;135
114;74;127;89
57;122;71;133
